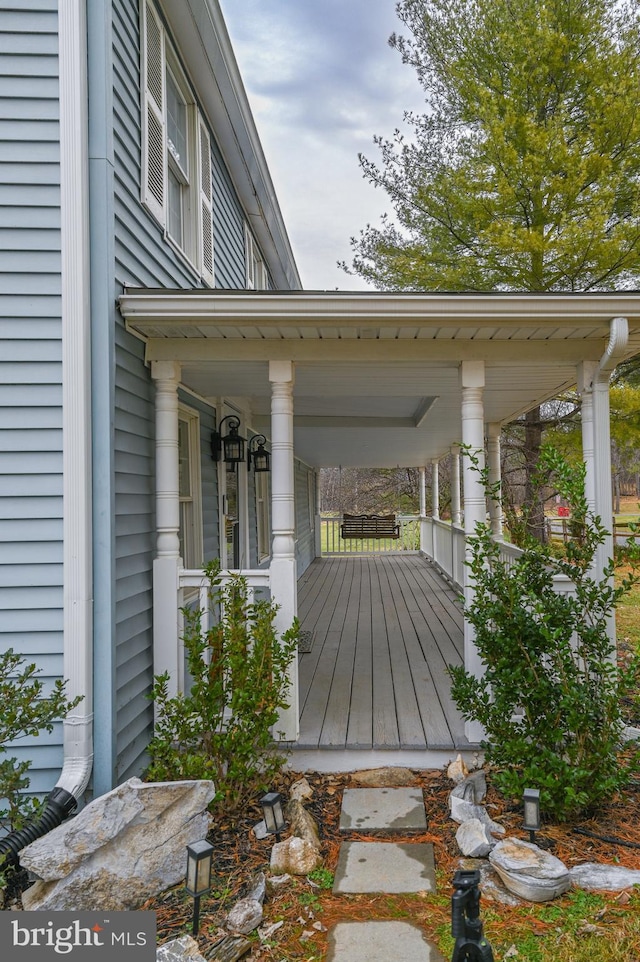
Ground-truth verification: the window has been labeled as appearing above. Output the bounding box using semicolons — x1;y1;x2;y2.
255;471;271;561
178;409;203;569
245;227;268;290
141;1;214;284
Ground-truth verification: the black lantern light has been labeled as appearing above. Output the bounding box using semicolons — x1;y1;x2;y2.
211;415;245;466
185;838;214;936
248;434;271;473
260;791;286;842
523;787;541;844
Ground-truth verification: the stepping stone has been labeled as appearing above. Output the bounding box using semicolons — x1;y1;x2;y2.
326;921;445;962
339;787;427;832
333;841;436;894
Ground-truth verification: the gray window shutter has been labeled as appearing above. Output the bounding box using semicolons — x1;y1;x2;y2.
198;117;214;285
142;1;166;225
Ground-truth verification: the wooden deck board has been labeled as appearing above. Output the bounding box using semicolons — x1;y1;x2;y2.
296;555;470;752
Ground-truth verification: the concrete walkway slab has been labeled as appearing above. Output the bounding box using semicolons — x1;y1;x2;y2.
326;921;445;962
333;841;436;894
339;787;427;832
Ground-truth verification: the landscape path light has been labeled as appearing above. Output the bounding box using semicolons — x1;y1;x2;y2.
185;838;214;936
260;791;286;842
523;787;541;844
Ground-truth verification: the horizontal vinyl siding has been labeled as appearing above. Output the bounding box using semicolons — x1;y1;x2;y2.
110;0;256;781
0;0;64;786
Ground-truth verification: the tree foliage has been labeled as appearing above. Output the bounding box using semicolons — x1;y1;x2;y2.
348;0;640;292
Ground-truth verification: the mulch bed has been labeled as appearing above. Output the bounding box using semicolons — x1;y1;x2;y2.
142;766;640;960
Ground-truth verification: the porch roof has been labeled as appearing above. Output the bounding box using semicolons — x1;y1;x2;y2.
120;289;640;468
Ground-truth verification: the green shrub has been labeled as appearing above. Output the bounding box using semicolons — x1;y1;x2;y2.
145;561;299;816
449;446;640;820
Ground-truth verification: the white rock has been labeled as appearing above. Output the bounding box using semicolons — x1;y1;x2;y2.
290;776;313;801
449;796;505;835
447;754;470;784
489;837;571;902
226;897;263;935
20;777;216;911
270;836;322;875
456;819;496;857
450;771;487;804
569;862;640;891
156;936;207;961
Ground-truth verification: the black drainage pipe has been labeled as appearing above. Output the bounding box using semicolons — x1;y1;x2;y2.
0;787;77;868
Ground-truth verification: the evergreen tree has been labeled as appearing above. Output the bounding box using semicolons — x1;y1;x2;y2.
348;0;640;292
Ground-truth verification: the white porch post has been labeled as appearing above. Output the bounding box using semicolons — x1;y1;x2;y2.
314;469;322;559
450;444;462;527
431;459;440;520
577;362;597;514
461;361;486;742
152;360;182;698
487;423;503;540
269;360;299;741
419;465;431;557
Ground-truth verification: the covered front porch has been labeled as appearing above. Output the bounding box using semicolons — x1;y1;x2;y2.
294;555;469;764
118;289;640;753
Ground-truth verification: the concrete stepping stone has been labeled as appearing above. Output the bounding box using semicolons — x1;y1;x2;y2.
326;921;446;961
333;841;435;894
339;787;427;832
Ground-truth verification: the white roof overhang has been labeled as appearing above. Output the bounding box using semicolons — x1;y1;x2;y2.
120;290;640;469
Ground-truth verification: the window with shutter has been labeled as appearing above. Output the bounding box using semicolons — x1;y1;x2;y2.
140;1;215;286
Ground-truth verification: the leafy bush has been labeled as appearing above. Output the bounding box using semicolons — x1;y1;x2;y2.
449;446;640;820
0;649;82;833
146;561;299;815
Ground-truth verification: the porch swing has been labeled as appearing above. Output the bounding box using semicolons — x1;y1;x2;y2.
338;466;400;540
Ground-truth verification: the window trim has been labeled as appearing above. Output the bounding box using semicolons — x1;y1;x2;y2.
178;406;203;570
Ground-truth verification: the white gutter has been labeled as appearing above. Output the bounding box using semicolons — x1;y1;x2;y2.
595;315;629;379
58;0;94;798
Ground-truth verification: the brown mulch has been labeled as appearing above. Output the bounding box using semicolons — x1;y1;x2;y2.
140;766;640;959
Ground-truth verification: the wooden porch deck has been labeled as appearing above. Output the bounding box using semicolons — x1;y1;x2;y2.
294;555;473;757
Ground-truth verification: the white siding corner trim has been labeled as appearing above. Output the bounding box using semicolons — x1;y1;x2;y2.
59;0;94;797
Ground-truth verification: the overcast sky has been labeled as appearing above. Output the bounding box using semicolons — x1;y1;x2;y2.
219;0;425;290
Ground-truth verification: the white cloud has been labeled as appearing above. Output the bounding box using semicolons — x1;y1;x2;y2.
219;0;424;289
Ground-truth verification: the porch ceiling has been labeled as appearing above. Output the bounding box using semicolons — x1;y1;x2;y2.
120;290;640;468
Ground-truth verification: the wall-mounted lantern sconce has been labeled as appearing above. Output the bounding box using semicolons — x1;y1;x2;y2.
248;434;271;473
260;791;286;842
211;415;245;466
185;838;214;936
523;787;541;844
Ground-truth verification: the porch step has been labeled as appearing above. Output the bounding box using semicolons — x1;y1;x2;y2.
326;785;446;962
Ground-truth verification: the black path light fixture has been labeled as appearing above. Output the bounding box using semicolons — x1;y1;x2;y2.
523;787;541;844
248;434;271;473
185;838;214;936
260;791;286;842
211;414;245;467
451;869;495;962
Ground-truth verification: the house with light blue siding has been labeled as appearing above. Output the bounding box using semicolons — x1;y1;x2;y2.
0;0;314;811
3;0;640;824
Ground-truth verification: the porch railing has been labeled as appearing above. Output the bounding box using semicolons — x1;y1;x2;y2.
178;567;271;633
421;517;465;590
320;514;420;556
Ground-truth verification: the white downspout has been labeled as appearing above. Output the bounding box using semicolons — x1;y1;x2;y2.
57;0;94;799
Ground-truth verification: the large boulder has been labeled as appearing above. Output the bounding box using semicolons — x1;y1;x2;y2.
270;836;322;875
489;837;571;902
20;777;216;911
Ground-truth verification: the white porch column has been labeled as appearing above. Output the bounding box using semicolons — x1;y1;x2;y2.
487;423;503;540
314;469;322;558
577;361;597;514
450;444;462;527
269;360;299;741
431;459;440;520
419;465;430;556
461;360;486;742
152;361;182;698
